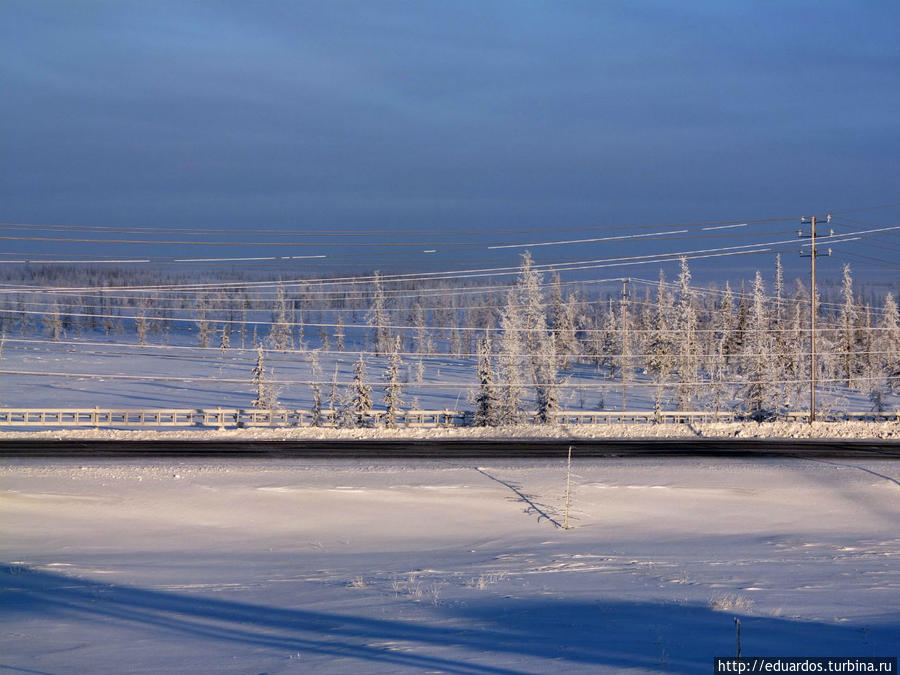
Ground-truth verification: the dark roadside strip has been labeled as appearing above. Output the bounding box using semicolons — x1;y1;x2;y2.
0;438;898;459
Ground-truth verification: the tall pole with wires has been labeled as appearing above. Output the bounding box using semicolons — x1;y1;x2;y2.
621;278;629;411
799;214;831;423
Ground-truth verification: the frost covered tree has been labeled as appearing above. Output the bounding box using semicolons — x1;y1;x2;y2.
516;252;548;356
335;313;345;352
774;253;785;328
368;272;390;356
43;301;63;341
383;336;404;428
705;330;730;415
645;271;675;419
219;324;230;355
837;264;859;386
533;341;561;424
350;354;373;427
674;258;699;409
409;300;431;356
494;252;560;424
595;300;619;376
741;271;777;418
251;342;278;410
771;254;795;392
550;275;579;370
877;292;900;392
474;335;500;426
268;283;291;352
293;304;305;352
516;252;560;423
717;282;736;366
307;349;323;427
193;299;210;348
496;286;525;424
135;298;150;347
329;362;340;412
858;305;888;411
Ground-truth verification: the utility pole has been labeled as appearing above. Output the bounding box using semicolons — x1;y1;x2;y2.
564;446;573;530
799;215;832;423
621;278;629;411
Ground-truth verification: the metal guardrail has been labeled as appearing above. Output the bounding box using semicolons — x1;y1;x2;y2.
0;408;896;429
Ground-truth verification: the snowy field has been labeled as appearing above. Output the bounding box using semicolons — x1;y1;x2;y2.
3;457;898;673
3;335;897;416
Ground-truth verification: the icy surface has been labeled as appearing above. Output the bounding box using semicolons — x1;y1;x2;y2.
2;457;899;673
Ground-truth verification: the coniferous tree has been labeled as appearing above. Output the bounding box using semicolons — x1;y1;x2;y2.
878;292;900;392
307;349;323;427
597;300;619;377
350;354;373;427
618;288;633;409
533;341;561;424
294;304;305;351
645;271;675;419
335;313;345;352
219;324;230;355
43;301;63;341
859;305;888;411
741;271;776;418
251;342;278;409
383;336;403;428
719;282;736;365
557;291;580;371
675;258;699;409
368;272;390;356
329;362;340;413
474;335;500;426
515;252;560;423
774;253;784;328
269;283;291;352
195;297;211;348
838;264;859;386
497;286;525;424
136;298;150;347
549;274;578;370
410;300;430;356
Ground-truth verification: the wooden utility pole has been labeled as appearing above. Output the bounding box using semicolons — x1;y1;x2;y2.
799;215;831;423
621;278;629;412
563;446;573;530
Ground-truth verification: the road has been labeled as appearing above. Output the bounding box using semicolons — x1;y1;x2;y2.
0;438;898;459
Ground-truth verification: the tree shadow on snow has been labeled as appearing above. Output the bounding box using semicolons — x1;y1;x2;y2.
2;565;897;674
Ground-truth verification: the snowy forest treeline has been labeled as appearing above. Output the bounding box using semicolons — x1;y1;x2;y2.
0;254;898;424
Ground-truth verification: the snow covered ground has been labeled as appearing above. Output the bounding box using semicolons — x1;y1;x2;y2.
3;457;898;673
1;420;899;441
3;335;896;416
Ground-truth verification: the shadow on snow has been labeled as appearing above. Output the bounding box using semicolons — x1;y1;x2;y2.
2;565;897;674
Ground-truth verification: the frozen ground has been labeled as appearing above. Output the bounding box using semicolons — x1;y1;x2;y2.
2;457;898;673
3;335;897;415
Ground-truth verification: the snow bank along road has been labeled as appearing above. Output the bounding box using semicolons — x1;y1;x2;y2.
2;458;898;674
1;437;899;458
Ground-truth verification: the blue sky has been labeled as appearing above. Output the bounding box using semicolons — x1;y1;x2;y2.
1;1;898;277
